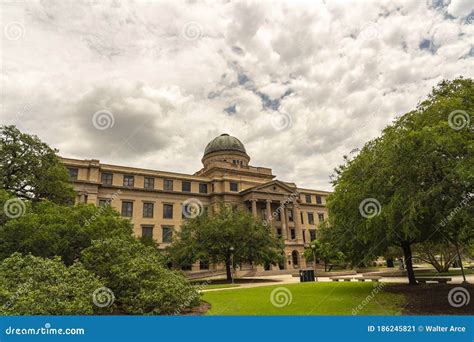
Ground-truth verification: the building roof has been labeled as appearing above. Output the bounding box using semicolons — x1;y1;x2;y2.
203;133;248;157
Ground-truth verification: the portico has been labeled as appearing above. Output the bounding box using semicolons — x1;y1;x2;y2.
242;180;307;269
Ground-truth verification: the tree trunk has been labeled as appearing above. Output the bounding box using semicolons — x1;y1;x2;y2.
455;242;467;283
225;257;232;281
401;241;417;285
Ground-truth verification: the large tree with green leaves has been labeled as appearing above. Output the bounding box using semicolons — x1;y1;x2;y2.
0;125;75;204
0;191;134;265
169;203;284;281
327;78;473;285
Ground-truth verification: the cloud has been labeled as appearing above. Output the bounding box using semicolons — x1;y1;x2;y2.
1;0;473;191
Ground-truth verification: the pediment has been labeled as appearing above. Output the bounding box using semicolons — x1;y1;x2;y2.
244;180;296;195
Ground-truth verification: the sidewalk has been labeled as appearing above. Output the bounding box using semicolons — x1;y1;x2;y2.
201;273;474;292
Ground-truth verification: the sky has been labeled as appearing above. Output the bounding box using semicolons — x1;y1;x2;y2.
1;0;473;191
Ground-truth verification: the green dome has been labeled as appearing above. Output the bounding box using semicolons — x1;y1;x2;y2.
204;134;247;157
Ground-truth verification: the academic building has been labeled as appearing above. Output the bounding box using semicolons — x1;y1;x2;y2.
61;134;330;274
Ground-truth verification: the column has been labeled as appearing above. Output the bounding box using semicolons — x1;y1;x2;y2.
293;201;303;243
266;200;272;221
251;199;257;218
280;201;288;240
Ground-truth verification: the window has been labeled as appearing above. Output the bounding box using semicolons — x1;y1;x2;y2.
199;183;208;194
230;182;238;192
164;179;173;191
182;181;191;192
290;229;296;240
141;225;153;238
121;201;133;217
277;228;282;238
162;226;173;243
98;199;111;206
144;177;155;189
318;213;325;222
101;172;113;185
163;204;173;219
287;209;294;222
181;264;192;271
143;203;154;218
123;175;134;187
300;212;304;224
305;194;312;203
310;229;316;241
303;230;306;243
199;260;209;270
68;168;78;180
308;212;315;225
316;195;322;204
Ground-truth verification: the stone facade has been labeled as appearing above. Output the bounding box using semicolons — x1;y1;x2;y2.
61;134;330;273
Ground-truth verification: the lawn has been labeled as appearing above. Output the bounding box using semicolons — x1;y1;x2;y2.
202;282;405;315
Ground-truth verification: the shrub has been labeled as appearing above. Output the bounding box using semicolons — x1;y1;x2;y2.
0;253;103;315
81;238;199;315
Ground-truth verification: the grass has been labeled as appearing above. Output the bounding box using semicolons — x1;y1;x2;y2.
202;282;405;315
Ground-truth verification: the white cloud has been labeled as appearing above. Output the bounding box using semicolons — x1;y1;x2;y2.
1;0;473;191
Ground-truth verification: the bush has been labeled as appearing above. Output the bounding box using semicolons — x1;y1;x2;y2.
81;238;199;315
0;253;103;315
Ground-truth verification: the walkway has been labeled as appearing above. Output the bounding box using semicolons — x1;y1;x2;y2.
201;273;474;292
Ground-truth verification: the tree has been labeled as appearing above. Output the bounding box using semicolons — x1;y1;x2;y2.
169;203;284;281
81;238;199;315
303;223;347;271
0;193;134;265
0;253;102;315
0;125;75;204
328;78;473;285
414;241;458;273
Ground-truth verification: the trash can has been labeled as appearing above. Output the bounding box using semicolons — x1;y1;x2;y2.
299;269;315;282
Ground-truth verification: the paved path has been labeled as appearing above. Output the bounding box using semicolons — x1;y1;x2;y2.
201;273;474;292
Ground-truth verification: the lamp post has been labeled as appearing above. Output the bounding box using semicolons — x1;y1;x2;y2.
229;246;235;284
311;244;318;281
